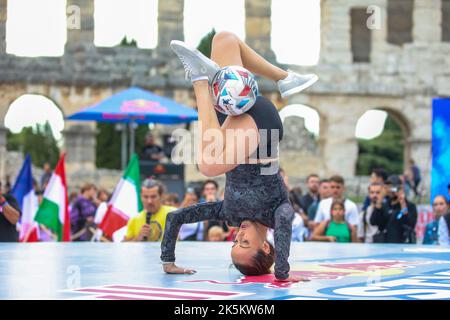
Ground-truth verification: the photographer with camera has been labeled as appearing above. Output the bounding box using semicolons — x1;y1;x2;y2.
370;175;417;244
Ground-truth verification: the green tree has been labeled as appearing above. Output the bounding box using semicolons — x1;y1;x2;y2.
356;115;404;175
6;122;60;168
119;36;137;47
197;29;216;58
96;123;149;169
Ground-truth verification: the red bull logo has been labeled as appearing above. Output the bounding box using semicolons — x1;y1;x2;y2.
120;99;168;113
183;260;442;289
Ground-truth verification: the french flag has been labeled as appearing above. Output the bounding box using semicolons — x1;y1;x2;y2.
12;154;40;242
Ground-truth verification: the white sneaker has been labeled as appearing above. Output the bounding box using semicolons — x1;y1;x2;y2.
277;71;318;98
170;40;220;83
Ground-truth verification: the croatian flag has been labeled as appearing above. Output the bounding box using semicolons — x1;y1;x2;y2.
12;154;40;242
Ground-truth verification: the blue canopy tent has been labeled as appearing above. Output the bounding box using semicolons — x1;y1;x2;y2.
67;87;198;169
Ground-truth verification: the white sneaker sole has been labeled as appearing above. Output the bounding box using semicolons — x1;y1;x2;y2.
280;74;319;99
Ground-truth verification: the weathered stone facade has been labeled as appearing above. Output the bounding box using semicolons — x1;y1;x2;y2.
0;0;448;196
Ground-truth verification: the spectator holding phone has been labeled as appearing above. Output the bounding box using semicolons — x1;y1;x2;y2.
361;168;388;211
370;175;417;243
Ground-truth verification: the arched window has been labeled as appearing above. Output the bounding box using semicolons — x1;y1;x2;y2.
355;109;408;176
350;7;371;63
5;94;64;140
94;0;158;48
279;104;320;136
443;0;450;42
5;94;64;167
183;0;245;47
387;0;413;46
279;104;320;154
271;0;320;65
6;0;66;56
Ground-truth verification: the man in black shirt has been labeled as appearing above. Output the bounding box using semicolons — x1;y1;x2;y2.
0;183;21;242
141;133;165;162
370;175;417;244
299;174;320;213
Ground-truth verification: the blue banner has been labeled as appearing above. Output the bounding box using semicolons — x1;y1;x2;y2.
431;98;450;203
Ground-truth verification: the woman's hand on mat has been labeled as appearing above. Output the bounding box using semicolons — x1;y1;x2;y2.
327;236;337;242
163;263;197;275
275;275;310;283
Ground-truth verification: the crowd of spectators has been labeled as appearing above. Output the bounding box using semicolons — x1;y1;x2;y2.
1;163;449;245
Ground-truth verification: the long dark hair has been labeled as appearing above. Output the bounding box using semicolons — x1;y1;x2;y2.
233;242;275;276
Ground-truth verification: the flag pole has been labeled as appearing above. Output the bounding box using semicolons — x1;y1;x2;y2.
129;119;136;161
121;123;127;170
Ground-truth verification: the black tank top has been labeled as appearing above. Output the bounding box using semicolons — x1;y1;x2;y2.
216;95;283;160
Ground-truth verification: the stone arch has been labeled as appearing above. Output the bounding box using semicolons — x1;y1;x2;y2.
5;93;65;129
0;84;104;177
4;95;65;147
278;103;327;178
0;92;66;184
355;106;413;176
0;88;66;127
378;107;413;168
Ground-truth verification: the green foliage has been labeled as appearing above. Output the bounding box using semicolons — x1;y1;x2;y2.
197;29;216;58
95;123;121;169
96;123;149;169
119;36;137;47
6;122;60;168
356;115;404;176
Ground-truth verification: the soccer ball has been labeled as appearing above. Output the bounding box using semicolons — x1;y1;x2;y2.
211;65;259;116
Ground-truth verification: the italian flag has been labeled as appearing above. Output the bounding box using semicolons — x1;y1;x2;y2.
99;154;143;238
34;154;71;242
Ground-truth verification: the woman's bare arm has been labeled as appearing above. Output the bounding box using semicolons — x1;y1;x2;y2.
193;80;259;177
351;225;358;243
311;221;332;242
1;204;20;225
